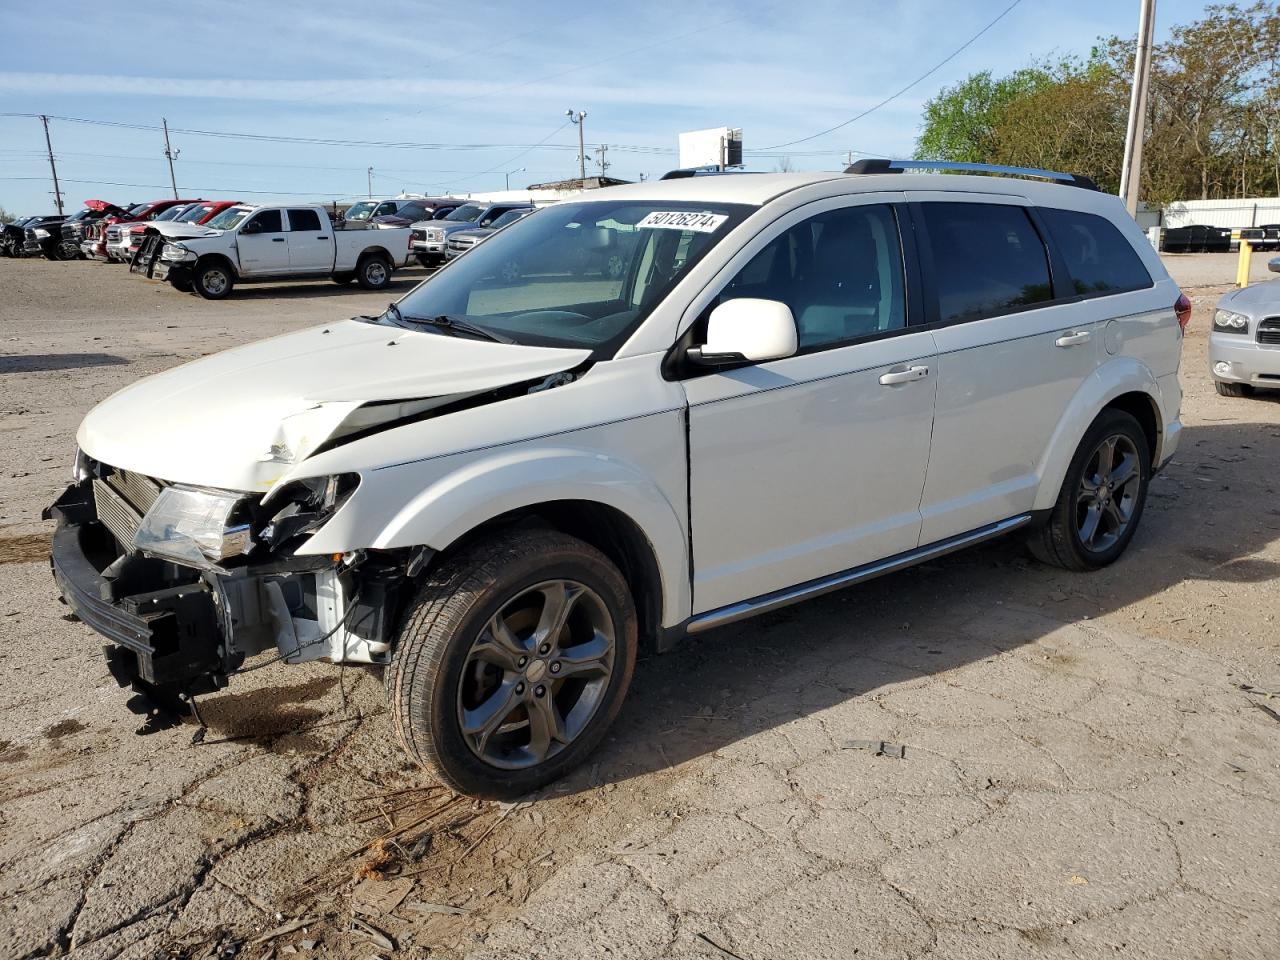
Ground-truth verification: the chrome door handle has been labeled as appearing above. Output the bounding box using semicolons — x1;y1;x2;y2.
1055;331;1091;347
879;364;930;386
271;237;286;243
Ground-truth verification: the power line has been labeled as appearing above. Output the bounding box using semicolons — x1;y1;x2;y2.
759;0;1028;150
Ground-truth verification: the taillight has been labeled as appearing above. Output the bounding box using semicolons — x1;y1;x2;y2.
1175;293;1192;332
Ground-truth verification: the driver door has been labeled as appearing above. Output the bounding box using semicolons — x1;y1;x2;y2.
236;210;289;275
680;198;938;614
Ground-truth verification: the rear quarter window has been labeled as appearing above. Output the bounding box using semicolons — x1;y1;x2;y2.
1040;208;1152;296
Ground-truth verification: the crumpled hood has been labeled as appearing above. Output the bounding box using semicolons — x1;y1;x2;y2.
150;222;222;240
77;319;591;492
1218;277;1280;314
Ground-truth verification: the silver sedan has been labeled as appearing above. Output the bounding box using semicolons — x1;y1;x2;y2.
1209;257;1280;397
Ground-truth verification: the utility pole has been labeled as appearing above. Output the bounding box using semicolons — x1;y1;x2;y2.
566;109;587;182
505;166;525;190
39;115;64;215
1119;0;1156;217
162;118;180;199
367;166;373;197
595;143;610;176
845;151;855;167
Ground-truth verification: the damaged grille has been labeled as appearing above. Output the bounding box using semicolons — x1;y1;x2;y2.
93;468;165;549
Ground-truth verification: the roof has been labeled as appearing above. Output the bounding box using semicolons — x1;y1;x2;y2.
571;170;1124;214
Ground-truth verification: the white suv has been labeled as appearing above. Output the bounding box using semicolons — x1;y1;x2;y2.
48;161;1186;797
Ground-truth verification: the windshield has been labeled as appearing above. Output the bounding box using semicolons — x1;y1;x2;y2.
345;201;378;221
205;205;253;230
153;205;187;222
445;203;485;222
177;203;216;223
392;201;431;221
127;203;152;216
490;208;530;229
391;200;750;355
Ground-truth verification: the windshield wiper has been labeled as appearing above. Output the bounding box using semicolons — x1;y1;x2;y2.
404;312;515;344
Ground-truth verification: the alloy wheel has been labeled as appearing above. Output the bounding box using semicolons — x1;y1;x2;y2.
203;269;228;295
457;579;615;770
1075;434;1140;553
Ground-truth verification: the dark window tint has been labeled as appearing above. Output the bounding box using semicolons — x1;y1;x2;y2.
374;201;399;217
247;210;283;233
716;204;905;349
923;203;1053;323
1040;208;1152;295
287;208;323;232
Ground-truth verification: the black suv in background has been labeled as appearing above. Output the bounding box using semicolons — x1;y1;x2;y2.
19;214;70;259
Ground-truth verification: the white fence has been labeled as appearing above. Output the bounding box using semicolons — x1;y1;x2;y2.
1162;198;1280;230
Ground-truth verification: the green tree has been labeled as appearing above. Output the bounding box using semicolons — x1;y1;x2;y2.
0;205;15;225
915;68;1052;163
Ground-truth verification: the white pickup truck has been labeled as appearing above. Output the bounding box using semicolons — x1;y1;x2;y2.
147;203;414;299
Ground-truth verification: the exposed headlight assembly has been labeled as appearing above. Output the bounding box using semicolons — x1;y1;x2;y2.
1213;309;1250;333
161;242;192;261
33;228;50;239
258;474;360;553
133;485;252;567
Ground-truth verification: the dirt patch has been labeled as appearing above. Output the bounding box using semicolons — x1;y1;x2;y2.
43;719;86;740
0;740;28;763
0;532;50;565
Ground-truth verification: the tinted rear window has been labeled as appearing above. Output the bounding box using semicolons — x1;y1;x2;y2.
1040;208;1152;295
923;203;1053;323
287;208;323;232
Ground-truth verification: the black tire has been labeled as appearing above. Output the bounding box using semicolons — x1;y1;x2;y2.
331;272;355;284
415;253;437;268
1029;409;1151;571
193;259;234;300
1215;380;1253;398
355;254;392;290
387;528;638;799
44;248;60;261
169;275;193;293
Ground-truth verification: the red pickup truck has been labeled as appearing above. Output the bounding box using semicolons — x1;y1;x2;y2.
82;199;201;261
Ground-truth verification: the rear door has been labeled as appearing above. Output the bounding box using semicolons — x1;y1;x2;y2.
236;209;289;275
285;208;333;272
682;196;938;613
909;193;1101;543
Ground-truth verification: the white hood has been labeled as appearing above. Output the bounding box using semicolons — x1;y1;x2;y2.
77;320;590;491
151;221;221;240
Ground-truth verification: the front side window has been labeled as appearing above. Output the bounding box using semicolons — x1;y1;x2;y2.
244;210;283;234
389;200;750;355
714;204;906;350
923;202;1053;324
374;201;399;217
287;208;323;232
1040;208;1152;296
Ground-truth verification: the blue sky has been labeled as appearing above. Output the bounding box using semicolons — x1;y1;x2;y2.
0;0;1212;214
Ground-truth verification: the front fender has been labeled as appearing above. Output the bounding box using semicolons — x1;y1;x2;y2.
1032;357;1164;512
308;447;690;628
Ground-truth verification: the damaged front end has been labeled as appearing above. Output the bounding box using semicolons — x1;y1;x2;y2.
45;458;409;724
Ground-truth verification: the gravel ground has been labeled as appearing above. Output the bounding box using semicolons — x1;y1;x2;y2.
1;253;1278;960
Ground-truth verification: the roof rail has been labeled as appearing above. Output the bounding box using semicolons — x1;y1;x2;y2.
659;167;760;180
844;158;1099;191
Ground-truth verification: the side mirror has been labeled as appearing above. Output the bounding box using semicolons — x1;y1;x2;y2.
1269;256;1280;274
688;298;798;366
241;220;262;235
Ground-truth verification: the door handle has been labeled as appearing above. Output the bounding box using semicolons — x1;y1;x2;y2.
316;236;328;240
1055;330;1091;347
879;364;930;386
271;237;285;243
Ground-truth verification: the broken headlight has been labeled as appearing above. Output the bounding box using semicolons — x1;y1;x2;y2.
257;474;360;553
133;485;253;567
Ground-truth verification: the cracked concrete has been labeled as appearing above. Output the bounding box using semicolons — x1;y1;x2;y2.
2;256;1279;959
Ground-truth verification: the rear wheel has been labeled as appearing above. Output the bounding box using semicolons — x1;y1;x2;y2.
194;260;235;300
356;254;392;290
387;529;637;799
1029;409;1150;571
1215;380;1253;398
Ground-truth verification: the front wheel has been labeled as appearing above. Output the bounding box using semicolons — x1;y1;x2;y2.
194;260;235;300
1028;409;1151;571
386;529;638;799
355;254;391;290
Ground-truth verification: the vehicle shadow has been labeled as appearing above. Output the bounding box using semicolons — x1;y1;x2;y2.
0;353;129;374
576;419;1280;792
222;269;432;302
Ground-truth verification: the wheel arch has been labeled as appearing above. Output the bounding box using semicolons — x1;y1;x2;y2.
359;246;395;266
194;251;239;280
1032;359;1164;513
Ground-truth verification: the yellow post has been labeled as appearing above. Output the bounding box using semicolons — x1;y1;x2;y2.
1237;239;1253;288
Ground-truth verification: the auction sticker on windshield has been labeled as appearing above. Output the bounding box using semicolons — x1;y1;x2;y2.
637;211;729;233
